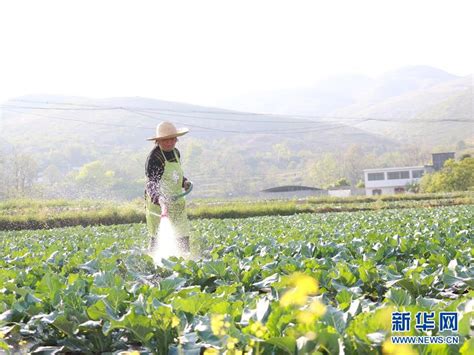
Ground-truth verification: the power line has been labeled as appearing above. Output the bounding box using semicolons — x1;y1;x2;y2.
139;107;474;123
125;109;246;133
2;99;472;136
1;108;155;130
2;106;345;135
3;106;468;138
1;105;121;111
2;102;305;133
2;99;472;123
124;107;413;135
5;99;122;109
125;107;353;134
2;103;328;127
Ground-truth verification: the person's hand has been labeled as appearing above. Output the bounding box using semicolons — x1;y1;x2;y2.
158;196;169;217
151;193;161;205
183;180;192;191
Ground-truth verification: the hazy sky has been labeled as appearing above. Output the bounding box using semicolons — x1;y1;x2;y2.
0;0;472;107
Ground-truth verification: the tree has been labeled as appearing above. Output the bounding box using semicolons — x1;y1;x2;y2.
273;142;291;167
75;161;116;197
405;181;420;193
420;158;474;192
11;153;38;196
182;139;205;176
0;150;6;198
342;145;367;185
306;153;341;188
332;178;351;187
43;164;63;185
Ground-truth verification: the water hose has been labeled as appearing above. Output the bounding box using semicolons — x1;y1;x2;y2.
147;182;193;218
171;181;193;201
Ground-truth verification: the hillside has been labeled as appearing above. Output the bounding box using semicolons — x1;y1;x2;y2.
356;65;460;103
217;66;472;147
332;76;473;139
402;88;474;146
1;95;394;156
1;95;398;199
4;66;469;153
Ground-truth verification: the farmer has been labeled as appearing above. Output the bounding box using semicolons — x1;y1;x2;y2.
145;121;192;252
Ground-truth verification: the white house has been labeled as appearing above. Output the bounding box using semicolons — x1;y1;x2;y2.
363;152;455;196
363;166;427;195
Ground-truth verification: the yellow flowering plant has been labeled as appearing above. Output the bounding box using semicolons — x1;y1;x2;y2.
279;272;319;308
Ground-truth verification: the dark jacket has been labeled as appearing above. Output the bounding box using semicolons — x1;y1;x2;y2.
145;146;188;202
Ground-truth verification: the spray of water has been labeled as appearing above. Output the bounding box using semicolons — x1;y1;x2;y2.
151;216;181;264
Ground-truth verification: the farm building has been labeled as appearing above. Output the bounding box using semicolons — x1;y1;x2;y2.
363;152;455;196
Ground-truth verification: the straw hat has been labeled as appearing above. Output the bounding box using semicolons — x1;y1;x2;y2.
146;121;189;141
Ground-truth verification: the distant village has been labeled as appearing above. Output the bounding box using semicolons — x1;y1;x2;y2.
261;152;455;198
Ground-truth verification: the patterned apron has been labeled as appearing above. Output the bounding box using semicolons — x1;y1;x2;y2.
145;148;191;238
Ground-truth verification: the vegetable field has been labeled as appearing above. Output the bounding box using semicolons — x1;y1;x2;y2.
0;206;473;354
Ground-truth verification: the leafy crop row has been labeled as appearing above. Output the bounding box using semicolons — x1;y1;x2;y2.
1;192;473;231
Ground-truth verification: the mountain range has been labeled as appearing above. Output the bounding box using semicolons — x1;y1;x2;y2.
218;65;473;145
2;66;472;154
0;94;394;157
